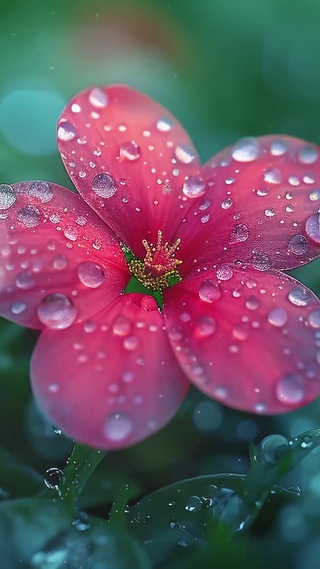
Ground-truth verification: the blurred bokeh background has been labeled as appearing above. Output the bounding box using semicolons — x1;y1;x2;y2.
1;0;320;567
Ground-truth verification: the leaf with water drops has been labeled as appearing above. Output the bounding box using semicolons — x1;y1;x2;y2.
177;135;320;273
164;267;320;414
56;85;201;258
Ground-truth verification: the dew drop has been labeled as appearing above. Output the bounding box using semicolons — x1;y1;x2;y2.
268;307;288;327
263;168;282;184
88;87;108;108
0;184;16;210
156;116;173;132
28;181;53;203
288;287;312;307
233;323;250;341
44;467;64;489
92;173;117;198
195;316;216;338
182;176;206;198
216;264;233;281
308;310;320;328
246;296;260;310
63;225;78;241
298;145;318;164
305;213;320;243
123;335;139;350
252;252;271;271
309;190;320;201
17;205;40;228
77;261;105;288
287;234;308;255
119;141;141;161
175;144;195;164
230;223;249;243
53;255;68;270
276;374;305;405
199;280;221;303
16;271;35;289
57;121;77;141
112;315;131;336
231;137;260;162
257;187;269;197
104;413;132;441
270;139;289;156
37;293;77;329
264;207;275;217
11;301;26;315
221;197;233;209
167;326;184;342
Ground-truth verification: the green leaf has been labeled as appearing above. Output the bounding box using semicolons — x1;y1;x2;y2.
0;446;43;499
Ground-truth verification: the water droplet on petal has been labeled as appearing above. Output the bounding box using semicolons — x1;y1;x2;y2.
233;323;250;340
88;87;108;108
37;293;77;329
53;255;68;270
288;287;312;307
0;184;16;210
123;335;139;350
112;315;131;336
217;264;233;281
230;223;249;243
92;173;117;198
199;280;221;303
305;213;320;243
270;138;289;156
175;144;196;164
232;137;260;162
28;181;53;203
309;190;320;201
156;116;173;132
57;120;77;141
77;261;105;288
252;252;271;271
17;205;40;228
245;296;260;310
263;168;282;184
103;413;132;441
287;234;308;255
268;307;288;327
16;271;35;289
11;301;26;315
264;207;275;217
195;316;216;338
276;374;305;405
182;176;206;198
298;145;318;164
167;326;184;342
185;496;203;512
63;225;78;241
308;310;320;328
119;141;141;161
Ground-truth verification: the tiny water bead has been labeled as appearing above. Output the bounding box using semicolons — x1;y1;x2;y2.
0;184;16;209
37;293;77;329
92;173;117;198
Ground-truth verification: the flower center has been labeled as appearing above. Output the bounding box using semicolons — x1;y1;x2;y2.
122;230;183;293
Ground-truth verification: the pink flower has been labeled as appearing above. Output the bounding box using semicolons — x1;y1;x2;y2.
1;86;320;449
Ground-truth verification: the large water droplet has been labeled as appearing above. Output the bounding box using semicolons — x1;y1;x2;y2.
270;138;289;156
233;323;250;340
88;87;108;108
63;225;78;241
119;141;141;161
263;168;282;184
156;116;173;132
53;255;68;270
232;137;260;162
288;287;312;307
230;223;249;243
28;181;53;203
17;205;40;227
245;296;260;310
16;271;35;289
182;176;206;198
305;213;320;243
199;280;221;303
92;173;117;198
298;145;318;164
287;234;308;255
276;374;305;404
259;434;289;465
195;316;216;338
37;293;77;329
252;252;271;271
44;467;64;489
268;307;288;327
216;264;233;281
175;144;195;164
57;120;77;141
0;184;16;210
11;301;26;315
77;261;105;288
103;413;132;441
308;310;320;328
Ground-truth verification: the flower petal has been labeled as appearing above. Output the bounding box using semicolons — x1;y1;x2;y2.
31;293;189;449
57;85;200;256
0;181;128;328
164;268;320;414
176;135;320;274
